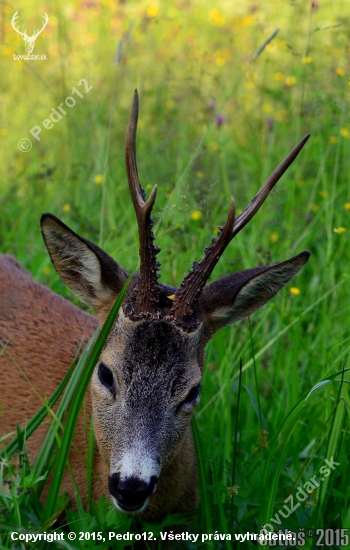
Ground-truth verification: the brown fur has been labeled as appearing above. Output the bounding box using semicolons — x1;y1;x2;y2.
0;255;106;503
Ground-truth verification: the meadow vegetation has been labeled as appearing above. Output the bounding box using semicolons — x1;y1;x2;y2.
0;0;350;547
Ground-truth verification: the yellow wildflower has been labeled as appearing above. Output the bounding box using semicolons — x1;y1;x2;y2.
274;72;284;81
333;227;346;234
320;190;329;199
0;129;7;136
340;128;350;139
336;67;346;76
329;136;338;144
344;203;350;211
215;56;226;66
43;266;51;275
290;287;300;296
94;174;104;185
190;210;202;221
285;76;296;86
196;171;204;178
302;56;313;64
241;16;253;26
270;231;279;243
63;204;71;212
209;9;225;26
147;5;159;18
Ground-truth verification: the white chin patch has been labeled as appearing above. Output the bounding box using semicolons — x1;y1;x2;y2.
111;496;149;514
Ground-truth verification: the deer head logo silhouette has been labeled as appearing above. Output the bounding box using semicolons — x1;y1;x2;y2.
11;11;48;54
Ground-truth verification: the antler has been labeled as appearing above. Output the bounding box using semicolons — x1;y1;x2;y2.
125;90;161;316
122;91;309;327
11;11;27;39
31;13;49;40
232;134;310;238
172;134;310;329
171;198;235;326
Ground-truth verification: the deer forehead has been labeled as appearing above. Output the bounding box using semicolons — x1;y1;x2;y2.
97;309;203;392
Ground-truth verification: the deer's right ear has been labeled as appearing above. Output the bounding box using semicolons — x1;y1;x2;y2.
40;213;129;313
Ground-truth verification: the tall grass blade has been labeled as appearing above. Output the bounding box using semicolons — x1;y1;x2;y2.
230;358;243;529
87;417;95;511
34;332;98;483
192;415;213;537
248;317;263;431
252;28;279;61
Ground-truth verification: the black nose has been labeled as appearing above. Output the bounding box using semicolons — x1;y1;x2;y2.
108;473;158;510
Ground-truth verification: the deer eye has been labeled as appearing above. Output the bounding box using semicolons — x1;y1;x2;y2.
178;384;201;411
98;363;114;391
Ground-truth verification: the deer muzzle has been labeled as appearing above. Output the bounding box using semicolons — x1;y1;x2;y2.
109;472;158;511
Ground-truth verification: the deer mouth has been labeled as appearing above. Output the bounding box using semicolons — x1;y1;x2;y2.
113;498;149;513
109;474;158;513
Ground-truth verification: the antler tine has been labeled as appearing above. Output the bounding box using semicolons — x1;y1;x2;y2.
172;197;235;328
172;134;309;329
231;134;310;239
35;13;49;37
11;11;26;37
125;90;161;315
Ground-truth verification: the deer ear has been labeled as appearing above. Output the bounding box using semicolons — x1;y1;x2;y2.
199;251;310;333
40;213;129;313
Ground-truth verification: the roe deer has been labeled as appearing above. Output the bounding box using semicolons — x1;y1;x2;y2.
0;90;310;518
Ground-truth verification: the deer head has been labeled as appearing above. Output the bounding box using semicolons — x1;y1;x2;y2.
11;11;48;54
40;91;310;514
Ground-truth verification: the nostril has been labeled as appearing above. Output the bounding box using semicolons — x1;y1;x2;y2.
108;472;121;498
108;474;158;509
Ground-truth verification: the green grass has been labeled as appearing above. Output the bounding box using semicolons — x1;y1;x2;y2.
1;0;350;548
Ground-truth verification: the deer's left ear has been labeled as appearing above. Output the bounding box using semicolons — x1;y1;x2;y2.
199;251;310;333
